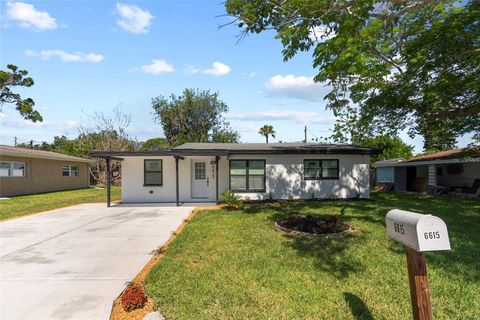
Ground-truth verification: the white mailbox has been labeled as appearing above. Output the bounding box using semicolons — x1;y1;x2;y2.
386;209;451;252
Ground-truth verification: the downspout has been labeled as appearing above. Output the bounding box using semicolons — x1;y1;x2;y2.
106;157;111;207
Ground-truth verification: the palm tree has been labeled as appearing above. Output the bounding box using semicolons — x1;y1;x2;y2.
258;125;276;143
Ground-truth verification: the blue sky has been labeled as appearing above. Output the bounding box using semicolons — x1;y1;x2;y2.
0;0;473;153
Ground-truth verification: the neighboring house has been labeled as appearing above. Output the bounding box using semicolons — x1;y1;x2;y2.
0;145;91;197
375;148;480;194
91;143;378;206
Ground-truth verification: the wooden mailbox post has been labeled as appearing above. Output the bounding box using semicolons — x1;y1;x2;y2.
386;209;451;320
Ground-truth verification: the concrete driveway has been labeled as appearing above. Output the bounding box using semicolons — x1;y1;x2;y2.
0;203;198;320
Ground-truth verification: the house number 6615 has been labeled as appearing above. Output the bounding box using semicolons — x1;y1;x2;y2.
424;232;440;240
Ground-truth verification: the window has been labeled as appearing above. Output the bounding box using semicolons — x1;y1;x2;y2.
0;161;26;177
304;159;339;180
62;165;79;177
229;160;265;192
194;162;206;180
144;159;162;186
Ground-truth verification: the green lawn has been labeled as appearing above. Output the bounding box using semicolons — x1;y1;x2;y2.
145;192;480;319
0;187;120;220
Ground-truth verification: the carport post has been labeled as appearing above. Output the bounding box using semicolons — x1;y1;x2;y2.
175;156;179;206
215;156;219;203
106;157;111;207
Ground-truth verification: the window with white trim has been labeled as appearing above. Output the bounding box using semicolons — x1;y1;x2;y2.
62;165;79;177
0;161;26;177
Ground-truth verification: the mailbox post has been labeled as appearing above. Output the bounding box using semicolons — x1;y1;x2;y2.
386;209;450;320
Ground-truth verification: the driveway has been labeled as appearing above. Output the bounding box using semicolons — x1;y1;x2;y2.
0;203;198;320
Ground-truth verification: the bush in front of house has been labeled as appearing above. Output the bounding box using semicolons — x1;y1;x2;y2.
220;190;241;209
120;283;147;312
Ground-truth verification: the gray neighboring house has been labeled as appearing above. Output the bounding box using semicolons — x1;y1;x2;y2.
375;148;480;194
0;145;91;197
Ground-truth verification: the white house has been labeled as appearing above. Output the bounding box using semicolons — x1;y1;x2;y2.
91;143;379;206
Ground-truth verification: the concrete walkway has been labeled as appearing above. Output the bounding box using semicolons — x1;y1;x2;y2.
0;203;198;320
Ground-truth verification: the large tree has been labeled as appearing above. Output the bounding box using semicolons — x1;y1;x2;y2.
225;0;480;151
152;88;239;146
0;64;42;122
355;135;414;166
139;137;169;151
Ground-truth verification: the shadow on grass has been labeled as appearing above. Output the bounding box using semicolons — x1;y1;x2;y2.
343;292;374;320
281;231;367;279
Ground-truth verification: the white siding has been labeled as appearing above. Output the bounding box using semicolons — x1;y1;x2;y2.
120;154;370;203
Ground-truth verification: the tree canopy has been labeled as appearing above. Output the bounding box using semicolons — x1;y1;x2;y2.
225;0;480;151
355;135;414;165
152;88;239;146
139;137;169;151
0;64;42;122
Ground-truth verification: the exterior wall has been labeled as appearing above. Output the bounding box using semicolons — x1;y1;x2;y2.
0;155;89;197
436;162;480;188
121;154;370;203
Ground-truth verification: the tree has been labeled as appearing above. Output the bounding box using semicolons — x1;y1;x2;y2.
258;125;276;143
0;64;42;122
79;107;136;185
225;0;480;150
354;135;414;166
152;88;239;146
140;138;169;151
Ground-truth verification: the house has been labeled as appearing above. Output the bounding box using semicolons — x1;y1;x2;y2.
0;145;92;197
90;143;379;206
375;148;480;195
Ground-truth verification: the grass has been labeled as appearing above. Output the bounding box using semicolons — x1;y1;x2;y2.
145;192;480;319
0;186;120;220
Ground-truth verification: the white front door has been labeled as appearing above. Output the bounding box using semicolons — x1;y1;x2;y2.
191;160;209;198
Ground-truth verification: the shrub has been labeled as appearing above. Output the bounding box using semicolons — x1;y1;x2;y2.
220;190;241;209
287;195;294;201
121;284;147;312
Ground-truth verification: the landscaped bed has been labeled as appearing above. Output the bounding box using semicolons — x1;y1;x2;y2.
0;186;121;220
144;192;480;319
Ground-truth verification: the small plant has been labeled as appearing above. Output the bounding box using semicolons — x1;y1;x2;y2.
220;190;241;209
151;246;165;255
243;196;251;202
287;195;294;201
310;192;315;200
121;283;147;312
268;192;273;201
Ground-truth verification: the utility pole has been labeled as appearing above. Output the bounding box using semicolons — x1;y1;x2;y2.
14;136;17;147
304;126;307;143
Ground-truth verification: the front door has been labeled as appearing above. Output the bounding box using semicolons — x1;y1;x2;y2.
191;160;209;198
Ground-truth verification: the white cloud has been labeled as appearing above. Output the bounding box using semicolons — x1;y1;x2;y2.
115;3;153;34
138;59;174;74
265;75;330;102
6;2;57;31
188;61;231;76
225;110;334;125
25;49;104;63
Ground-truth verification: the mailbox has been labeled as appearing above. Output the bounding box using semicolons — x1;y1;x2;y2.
386;209;450;252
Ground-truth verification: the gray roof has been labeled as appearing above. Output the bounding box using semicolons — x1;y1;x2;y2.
90;142;379;158
174;143;379;154
0;145;92;163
